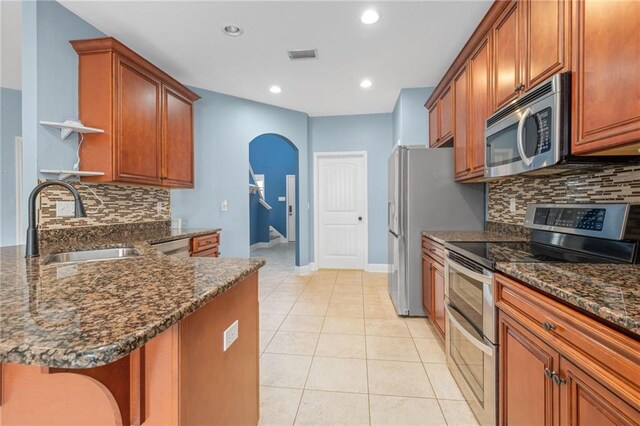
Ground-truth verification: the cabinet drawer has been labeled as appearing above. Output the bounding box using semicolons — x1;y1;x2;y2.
191;247;218;258
496;274;640;406
191;233;220;253
422;237;445;263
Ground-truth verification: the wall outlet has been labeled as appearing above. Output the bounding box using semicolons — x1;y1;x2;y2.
56;201;75;217
223;320;239;351
221;200;228;212
509;198;517;213
156;201;163;214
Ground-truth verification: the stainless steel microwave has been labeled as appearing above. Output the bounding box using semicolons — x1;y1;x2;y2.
484;72;637;178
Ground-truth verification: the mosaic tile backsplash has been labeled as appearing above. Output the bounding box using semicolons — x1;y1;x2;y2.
38;181;170;230
488;164;640;225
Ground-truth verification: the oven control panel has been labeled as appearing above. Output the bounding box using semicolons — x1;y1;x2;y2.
525;203;640;241
533;207;606;231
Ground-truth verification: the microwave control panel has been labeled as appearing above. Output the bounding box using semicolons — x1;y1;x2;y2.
533;207;606;231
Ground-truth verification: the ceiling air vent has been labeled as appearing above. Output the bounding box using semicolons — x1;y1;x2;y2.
288;49;318;60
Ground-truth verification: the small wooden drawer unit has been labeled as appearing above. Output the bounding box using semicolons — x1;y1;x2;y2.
191;233;220;257
422;237;445;263
421;236;446;340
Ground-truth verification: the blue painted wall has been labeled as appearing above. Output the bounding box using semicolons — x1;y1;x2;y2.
309;113;393;265
21;0;105;228
249;134;298;241
1;88;22;247
392;87;434;147
171;88;310;266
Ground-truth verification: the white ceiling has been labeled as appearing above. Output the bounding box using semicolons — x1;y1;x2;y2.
58;1;492;116
1;0;22;90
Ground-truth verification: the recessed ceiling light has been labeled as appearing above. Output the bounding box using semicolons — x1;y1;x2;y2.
222;25;243;37
360;79;373;89
270;85;282;94
361;9;380;25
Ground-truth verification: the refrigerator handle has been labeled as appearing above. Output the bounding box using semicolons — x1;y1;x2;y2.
387;202;392;229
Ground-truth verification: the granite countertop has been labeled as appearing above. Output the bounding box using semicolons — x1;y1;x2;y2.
421;230;526;244
497;262;640;336
0;227;265;369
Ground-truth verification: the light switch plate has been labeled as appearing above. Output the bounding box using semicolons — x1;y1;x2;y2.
223;320;239;351
56;201;75;217
278;196;286;202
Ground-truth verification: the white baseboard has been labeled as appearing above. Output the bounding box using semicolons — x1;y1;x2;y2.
294;262;318;276
365;263;390;273
250;239;280;251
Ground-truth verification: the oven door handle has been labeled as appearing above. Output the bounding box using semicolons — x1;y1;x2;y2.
446;257;493;284
445;302;494;356
517;107;534;166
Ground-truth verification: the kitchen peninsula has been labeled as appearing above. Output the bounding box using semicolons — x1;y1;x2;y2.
0;227;264;425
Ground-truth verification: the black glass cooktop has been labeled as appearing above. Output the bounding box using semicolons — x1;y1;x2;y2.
445;241;621;271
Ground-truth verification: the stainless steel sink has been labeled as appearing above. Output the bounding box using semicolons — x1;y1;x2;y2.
44;247;141;265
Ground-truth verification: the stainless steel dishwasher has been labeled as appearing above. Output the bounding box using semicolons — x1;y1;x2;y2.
152;238;191;258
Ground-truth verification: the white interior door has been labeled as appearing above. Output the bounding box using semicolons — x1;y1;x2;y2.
316;153;367;269
286;175;296;242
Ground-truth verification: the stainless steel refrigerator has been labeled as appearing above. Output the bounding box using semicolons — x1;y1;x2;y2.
388;145;485;316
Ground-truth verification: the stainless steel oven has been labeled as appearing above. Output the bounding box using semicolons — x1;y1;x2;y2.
444;250;496;426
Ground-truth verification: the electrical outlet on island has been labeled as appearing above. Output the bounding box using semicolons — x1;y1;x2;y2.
223;320;239;351
56;201;76;217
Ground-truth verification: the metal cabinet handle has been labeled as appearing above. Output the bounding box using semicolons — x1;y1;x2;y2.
552;374;566;385
544;368;554;379
542;322;556;332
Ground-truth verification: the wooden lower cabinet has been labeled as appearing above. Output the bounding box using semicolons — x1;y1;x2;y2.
498;311;558;426
0;273;259;426
496;273;640;426
431;262;446;339
421;236;446;340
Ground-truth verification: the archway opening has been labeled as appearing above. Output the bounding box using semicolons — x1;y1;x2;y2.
248;133;299;269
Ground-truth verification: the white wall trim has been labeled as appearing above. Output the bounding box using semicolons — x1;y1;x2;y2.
365;263;390;273
313;151;368;270
250;240;280;251
294;262;318;275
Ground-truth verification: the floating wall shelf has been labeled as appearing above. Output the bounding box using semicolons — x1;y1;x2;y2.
39;120;104;140
40;169;105;181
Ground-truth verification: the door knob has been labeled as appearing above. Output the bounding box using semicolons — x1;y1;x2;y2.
358;216;363;222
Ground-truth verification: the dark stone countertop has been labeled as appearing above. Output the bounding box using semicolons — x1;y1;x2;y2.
421;228;640;337
421;230;526;244
0;228;264;369
496;262;640;336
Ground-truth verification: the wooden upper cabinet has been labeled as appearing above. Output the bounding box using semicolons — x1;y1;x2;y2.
116;58;162;185
428;85;453;148
453;65;470;179
428;106;439;147
522;0;569;90
572;0;640;155
469;35;491;176
162;86;195;188
439;86;454;143
71;37;200;188
493;1;521;111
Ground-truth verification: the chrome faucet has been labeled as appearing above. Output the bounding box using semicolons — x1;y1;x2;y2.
25;180;87;258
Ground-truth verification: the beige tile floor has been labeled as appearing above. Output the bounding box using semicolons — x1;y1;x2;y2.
253;246;479;426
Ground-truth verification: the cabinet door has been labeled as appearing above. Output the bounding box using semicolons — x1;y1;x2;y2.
432;261;446;339
572;0;640;154
522;0;569;90
422;254;433;317
559;357;640;426
439;86;454;143
428;105;439;147
115;58;162;185
453;65;470;179
162;85;194;188
493;1;521;111
469;35;491;176
499;312;559;426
